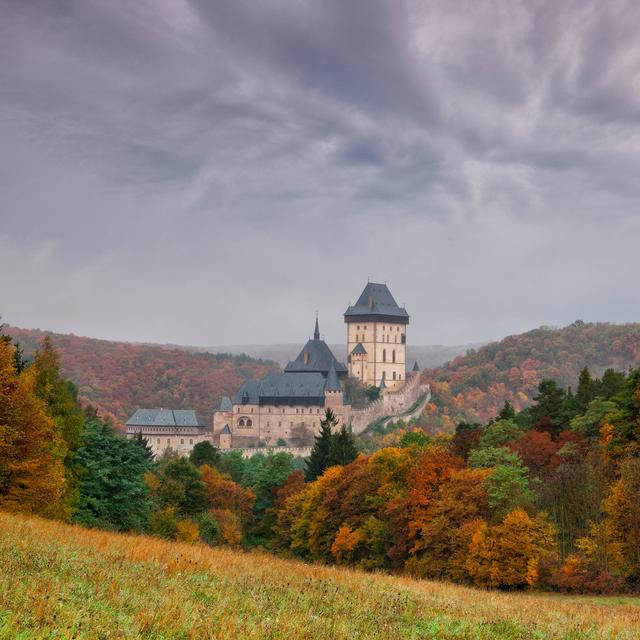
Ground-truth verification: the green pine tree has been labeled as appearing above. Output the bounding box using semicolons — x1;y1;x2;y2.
305;408;338;481
331;424;359;466
576;366;595;412
74;418;152;531
498;400;516;421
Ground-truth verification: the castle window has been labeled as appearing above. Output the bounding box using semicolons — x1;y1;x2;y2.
157;438;160;444
180;439;184;445
268;407;271;413
190;439;193;444
282;408;285;414
251;407;254;413
383;349;386;363
357;325;360;330
304;351;309;364
247;418;253;427
392;350;396;363
401;334;406;344
392;372;396;381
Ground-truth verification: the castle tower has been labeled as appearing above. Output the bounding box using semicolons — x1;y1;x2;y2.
344;282;409;391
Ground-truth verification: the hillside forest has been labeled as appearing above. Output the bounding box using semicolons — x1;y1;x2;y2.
2;325;640;595
422;321;640;431
6;326;277;427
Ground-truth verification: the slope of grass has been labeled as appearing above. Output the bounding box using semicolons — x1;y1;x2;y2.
1;512;639;639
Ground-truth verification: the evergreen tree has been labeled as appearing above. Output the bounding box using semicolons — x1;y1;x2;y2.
132;431;154;462
74;418;152;531
190;441;220;468
599;368;626;400
575;367;595;412
331;424;359;466
305;408;338;481
530;379;566;432
498;400;516;421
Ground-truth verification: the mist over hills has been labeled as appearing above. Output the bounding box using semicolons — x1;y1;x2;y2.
194;343;484;369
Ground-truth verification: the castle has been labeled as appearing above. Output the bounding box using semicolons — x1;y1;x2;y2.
345;282;409;391
126;281;410;456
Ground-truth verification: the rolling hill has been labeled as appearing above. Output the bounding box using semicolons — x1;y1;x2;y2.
5;326;278;427
421;321;640;431
1;511;638;639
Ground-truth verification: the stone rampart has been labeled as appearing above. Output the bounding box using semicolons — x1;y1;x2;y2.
349;373;427;434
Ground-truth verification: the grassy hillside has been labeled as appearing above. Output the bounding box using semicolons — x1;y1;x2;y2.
0;512;638;639
6;326;278;427
421;321;640;431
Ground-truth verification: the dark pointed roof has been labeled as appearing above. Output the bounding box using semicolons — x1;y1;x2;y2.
344;282;409;324
221;424;232;434
351;342;367;355
379;374;387;389
412;361;420;372
325;361;341;392
218;396;232;411
285;316;347;375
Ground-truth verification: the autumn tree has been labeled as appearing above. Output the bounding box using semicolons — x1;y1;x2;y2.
465;508;556;588
33;336;84;507
602;456;640;579
0;340;67;517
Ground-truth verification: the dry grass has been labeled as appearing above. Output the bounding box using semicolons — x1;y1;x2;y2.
1;511;639;639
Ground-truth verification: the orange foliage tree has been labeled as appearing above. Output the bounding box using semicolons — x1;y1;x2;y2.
0;340;67;517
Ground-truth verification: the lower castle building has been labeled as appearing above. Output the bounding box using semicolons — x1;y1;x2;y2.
125;408;210;458
213;317;351;448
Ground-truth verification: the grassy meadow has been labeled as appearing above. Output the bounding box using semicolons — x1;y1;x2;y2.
1;511;639;639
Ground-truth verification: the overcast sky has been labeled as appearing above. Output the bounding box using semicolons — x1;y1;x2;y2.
1;0;640;347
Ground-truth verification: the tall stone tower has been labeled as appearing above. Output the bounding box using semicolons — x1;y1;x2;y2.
344;282;409;391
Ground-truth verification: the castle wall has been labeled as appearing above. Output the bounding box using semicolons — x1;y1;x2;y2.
213;398;351;447
125;426;211;458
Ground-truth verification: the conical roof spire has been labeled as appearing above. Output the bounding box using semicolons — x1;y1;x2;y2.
412;361;420;372
325;360;340;392
379;372;387;389
314;312;320;341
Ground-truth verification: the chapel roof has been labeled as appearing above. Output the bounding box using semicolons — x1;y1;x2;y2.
284;317;347;375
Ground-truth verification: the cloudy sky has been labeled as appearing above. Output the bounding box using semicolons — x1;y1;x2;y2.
1;0;640;347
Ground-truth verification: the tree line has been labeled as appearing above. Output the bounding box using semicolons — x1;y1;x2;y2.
2;326;639;593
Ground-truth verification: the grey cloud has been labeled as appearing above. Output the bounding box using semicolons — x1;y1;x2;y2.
1;0;639;346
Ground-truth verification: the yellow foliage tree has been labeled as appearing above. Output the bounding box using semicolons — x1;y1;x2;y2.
601;457;640;579
0;341;67;517
465;508;556;588
176;519;200;543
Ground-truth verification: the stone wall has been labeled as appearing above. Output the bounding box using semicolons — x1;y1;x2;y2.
232;445;313;459
349;373;427;434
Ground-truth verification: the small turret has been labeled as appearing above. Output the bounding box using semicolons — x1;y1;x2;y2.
412;361;420;373
314;312;320;341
